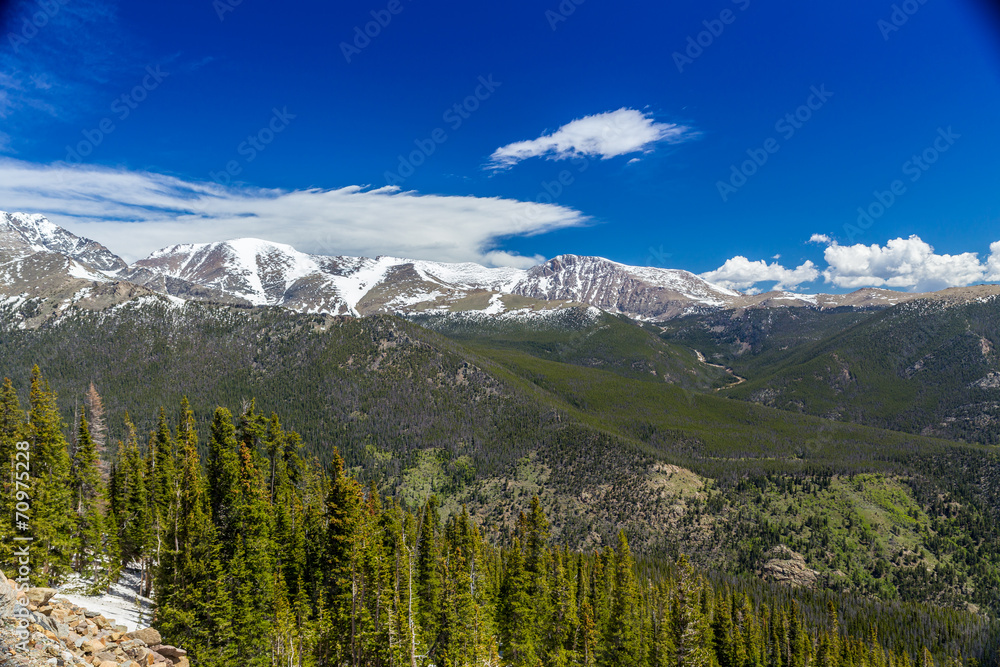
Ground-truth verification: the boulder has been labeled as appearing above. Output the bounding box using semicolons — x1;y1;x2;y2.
152;645;187;659
127;627;162;646
0;570;18;617
120;638;148;652
761;545;819;588
25;587;58;606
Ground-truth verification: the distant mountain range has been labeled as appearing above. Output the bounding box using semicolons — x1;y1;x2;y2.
0;210;987;323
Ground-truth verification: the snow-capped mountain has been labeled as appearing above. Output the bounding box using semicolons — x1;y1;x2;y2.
1;211;126;273
0;212;120;298
511;255;740;320
0;211;948;323
119;237;747;318
122;238;530;315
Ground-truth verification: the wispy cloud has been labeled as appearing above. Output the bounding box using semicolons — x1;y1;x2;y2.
0;0;143;151
486;108;694;171
0;159;587;267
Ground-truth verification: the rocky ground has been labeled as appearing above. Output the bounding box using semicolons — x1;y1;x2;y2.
0;582;185;667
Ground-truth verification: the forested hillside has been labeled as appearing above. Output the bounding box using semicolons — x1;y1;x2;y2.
707;296;1000;444
0;371;996;666
2;296;1000;651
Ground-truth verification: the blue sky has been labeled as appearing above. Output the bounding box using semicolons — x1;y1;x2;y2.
1;0;999;292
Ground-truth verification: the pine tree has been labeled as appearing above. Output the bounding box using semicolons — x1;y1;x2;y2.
28;367;74;584
71;413;103;583
156;399;221;652
674;556;714;667
498;538;538;667
608;530;644;667
417;494;443;650
228;402;276;665
207;407;241;560
712;589;735;667
0;378;26;568
150;407;177;569
321;447;365;664
817;601;841;667
653;584;676;667
789;601;808;667
110;415;152;571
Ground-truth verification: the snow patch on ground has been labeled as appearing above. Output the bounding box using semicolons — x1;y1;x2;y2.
67;260;109;283
482;292;506;315
55;567;154;632
330;256;395;315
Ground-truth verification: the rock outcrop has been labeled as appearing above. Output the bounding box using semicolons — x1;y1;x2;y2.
0;573;183;667
761;545;820;588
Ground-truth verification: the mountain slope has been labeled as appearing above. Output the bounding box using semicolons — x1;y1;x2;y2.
723;288;1000;443
2;298;1000;616
0;211;951;323
1;211;126;273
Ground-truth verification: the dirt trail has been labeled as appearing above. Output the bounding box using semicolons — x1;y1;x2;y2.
693;349;746;390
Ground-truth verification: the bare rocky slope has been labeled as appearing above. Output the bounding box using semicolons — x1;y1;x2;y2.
0;574;182;667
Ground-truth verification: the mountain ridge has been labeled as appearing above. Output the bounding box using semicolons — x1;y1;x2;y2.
1;210;994;322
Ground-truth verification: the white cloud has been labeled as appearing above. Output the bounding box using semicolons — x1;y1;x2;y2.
487;108;694;171
812;235;998;291
481;250;546;269
987;241;1000;281
0;159;587;266
809;233;832;245
701;256;819;291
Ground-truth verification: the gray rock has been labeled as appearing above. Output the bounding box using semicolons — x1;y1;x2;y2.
0;571;18;617
26;587;58;606
152;644;187;659
126;626;162;646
